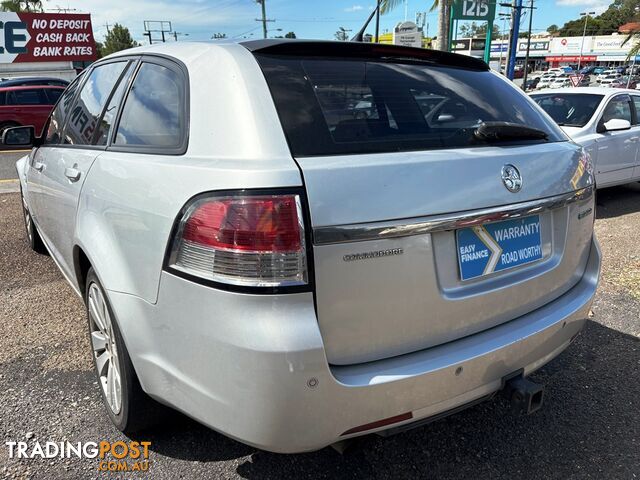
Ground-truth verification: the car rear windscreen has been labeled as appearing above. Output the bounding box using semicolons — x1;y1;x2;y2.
255;55;566;157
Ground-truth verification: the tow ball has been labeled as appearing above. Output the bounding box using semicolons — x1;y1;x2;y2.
502;371;545;415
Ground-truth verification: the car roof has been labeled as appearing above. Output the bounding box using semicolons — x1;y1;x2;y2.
0;85;66;91
531;87;637;96
103;39;490;71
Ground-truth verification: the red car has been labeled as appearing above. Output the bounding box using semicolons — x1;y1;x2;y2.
0;85;65;136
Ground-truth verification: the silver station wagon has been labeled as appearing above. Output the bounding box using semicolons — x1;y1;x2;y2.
7;40;600;453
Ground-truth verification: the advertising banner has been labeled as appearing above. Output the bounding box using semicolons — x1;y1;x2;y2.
550;36;592;54
0;12;96;64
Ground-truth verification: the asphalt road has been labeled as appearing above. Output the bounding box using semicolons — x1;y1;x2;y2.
0;168;638;479
0;150;27;181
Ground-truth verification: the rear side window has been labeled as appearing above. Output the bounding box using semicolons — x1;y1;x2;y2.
64;61;129;146
8;89;49;105
631;96;640;125
46;88;63;104
0;91;5;105
114;61;186;149
255;56;565;156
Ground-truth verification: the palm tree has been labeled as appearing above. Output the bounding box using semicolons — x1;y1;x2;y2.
0;0;43;12
622;7;640;60
380;0;451;51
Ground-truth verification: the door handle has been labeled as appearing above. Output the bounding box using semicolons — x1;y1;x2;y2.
34;162;45;172
64;166;82;182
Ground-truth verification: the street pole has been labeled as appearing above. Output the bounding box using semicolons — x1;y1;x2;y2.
504;0;522;80
259;0;267;39
375;0;381;42
577;11;595;72
521;0;534;90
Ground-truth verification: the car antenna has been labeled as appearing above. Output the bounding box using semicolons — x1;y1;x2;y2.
351;3;379;42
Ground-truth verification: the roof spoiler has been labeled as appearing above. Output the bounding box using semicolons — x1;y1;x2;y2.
241;40;489;71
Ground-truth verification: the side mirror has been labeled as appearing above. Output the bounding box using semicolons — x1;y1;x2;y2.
1;125;35;146
437;114;455;123
602;118;631;132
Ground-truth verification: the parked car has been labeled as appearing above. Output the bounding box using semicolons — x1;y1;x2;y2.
537;74;557;89
579;66;596;75
524;76;540;90
597;73;622;84
0;85;65;135
532;87;640;188
0;76;70;88
8;40;599;453
593;67;607;75
550;76;572;89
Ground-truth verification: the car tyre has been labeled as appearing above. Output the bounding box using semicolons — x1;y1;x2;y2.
20;187;48;255
85;268;166;434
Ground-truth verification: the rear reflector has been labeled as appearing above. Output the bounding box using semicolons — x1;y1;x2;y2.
168;193;307;288
341;412;413;436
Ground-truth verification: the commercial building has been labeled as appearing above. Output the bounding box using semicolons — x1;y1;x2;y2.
454;33;640;71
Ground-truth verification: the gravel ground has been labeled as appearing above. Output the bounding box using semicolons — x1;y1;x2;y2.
0;183;639;480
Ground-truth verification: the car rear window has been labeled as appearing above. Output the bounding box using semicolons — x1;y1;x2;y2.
255;55;565;157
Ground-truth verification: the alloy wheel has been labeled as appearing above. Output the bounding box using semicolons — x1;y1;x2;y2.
88;283;122;414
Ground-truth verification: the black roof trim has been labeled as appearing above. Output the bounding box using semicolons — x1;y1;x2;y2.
240;39;489;71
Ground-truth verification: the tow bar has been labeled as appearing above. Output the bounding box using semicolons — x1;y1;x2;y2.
502;371;545;415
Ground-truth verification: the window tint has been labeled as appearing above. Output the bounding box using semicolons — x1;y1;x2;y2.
0;91;5;106
255;56;564;156
632;96;640;125
8;89;48;105
601;96;632;124
114;62;185;148
44;75;84;145
64;61;128;146
94;63;134;146
531;93;603;128
46;88;63;104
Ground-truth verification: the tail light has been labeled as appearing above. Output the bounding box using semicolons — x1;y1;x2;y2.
167;193;307;288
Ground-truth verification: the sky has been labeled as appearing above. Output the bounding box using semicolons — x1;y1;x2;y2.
46;0;618;44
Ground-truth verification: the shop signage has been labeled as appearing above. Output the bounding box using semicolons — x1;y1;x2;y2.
0;12;96;63
393;21;423;48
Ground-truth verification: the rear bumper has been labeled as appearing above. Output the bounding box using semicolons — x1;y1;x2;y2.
108;236;600;453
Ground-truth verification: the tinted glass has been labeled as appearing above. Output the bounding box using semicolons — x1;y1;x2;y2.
256;55;564;156
114;62;184;148
46;89;63;104
0;91;5;105
602;96;632;124
64;61;128;145
8;89;48;105
632;96;640;124
44;75;84;145
94;63;133;146
531;93;604;128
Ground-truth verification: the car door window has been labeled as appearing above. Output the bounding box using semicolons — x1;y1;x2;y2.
8;89;48;105
114;61;186;150
46;89;63;105
94;62;134;146
601;96;632;124
631;96;640;125
64;61;129;146
44;75;84;145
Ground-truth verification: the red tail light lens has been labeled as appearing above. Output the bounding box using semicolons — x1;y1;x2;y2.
168;194;307;288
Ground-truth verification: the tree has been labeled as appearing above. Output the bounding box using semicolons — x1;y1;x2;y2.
102;24;139;57
558;0;639;36
458;21;499;38
547;24;559;36
95;41;104;59
381;0;451;51
285;31;296;38
335;27;350;41
0;0;42;12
